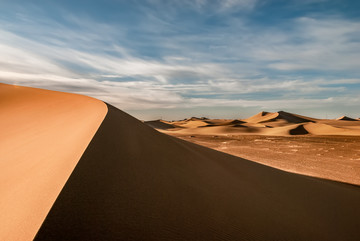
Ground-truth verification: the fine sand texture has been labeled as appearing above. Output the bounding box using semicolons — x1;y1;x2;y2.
0;83;107;241
35;104;360;240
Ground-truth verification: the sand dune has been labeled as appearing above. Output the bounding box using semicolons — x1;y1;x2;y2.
0;83;107;241
336;116;359;121
276;110;317;123
177;119;210;128
175;124;261;135
155;111;360;136
244;111;315;124
265;123;309;136
205;119;245;126
243;111;271;123
304;122;360;136
264;122;360;136
35;104;360;240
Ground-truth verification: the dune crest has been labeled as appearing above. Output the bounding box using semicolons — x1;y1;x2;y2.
0;83;107;241
336;116;358;121
144;120;178;130
244;111;315;124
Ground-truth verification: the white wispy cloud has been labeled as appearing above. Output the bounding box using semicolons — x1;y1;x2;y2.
0;1;359;119
146;0;257;12
254;17;360;71
220;0;258;10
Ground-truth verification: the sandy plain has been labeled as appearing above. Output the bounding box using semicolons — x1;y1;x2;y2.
169;134;360;186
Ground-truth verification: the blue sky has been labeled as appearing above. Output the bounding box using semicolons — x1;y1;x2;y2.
0;0;359;120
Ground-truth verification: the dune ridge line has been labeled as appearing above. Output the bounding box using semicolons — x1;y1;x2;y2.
35;103;360;240
0;83;107;241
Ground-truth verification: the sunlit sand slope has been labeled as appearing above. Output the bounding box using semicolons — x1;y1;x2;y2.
0;83;107;241
36;104;360;241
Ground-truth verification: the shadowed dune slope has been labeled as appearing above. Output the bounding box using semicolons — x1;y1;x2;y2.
265;123;309;136
0;83;107;241
276;111;316;123
336;116;359;121
210;119;246;126
144;120;178;130
36;104;360;241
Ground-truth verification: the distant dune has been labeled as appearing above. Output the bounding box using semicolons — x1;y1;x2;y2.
336;116;358;121
1;83;360;240
155;111;360;136
244;110;315;124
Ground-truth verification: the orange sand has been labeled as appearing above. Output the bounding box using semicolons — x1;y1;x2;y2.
0;83;107;241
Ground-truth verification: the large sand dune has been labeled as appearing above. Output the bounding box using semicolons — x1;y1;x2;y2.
0;83;107;241
2;84;360;240
35;104;360;240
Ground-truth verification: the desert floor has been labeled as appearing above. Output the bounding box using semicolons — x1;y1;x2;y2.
167;133;360;186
